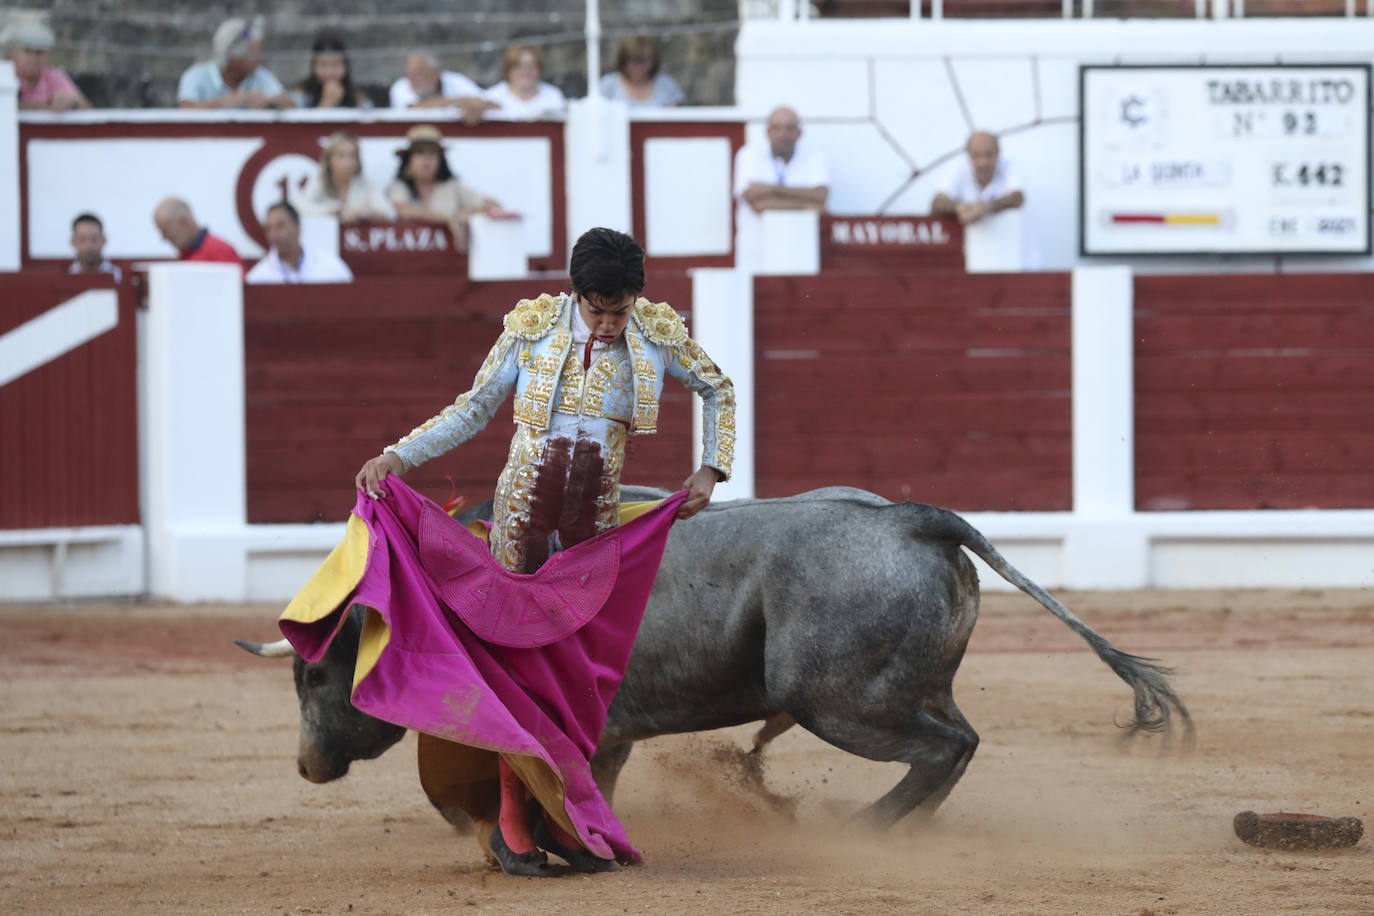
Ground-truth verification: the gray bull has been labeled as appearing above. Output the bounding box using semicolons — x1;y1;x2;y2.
237;487;1190;829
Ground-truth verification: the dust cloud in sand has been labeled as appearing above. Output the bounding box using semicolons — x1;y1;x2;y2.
2;589;1371;915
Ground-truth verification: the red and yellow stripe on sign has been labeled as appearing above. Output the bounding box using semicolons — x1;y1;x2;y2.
1111;213;1223;225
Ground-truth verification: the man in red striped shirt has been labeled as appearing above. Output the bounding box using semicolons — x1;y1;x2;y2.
153;197;242;266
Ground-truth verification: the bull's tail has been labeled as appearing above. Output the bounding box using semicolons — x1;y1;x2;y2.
913;504;1193;741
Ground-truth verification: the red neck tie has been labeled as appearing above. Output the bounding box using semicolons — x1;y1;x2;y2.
583;338;595;370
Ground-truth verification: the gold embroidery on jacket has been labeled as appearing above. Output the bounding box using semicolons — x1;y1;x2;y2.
503;294;562;340
512;327;571;429
632;299;688;346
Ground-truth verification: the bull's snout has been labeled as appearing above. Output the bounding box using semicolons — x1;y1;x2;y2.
297;739;349;784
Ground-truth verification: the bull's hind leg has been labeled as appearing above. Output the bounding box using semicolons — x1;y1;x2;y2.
800;696;979;831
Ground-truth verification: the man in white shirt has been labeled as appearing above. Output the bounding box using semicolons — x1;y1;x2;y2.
732;106;830;271
931;130;1025;225
68;212;123;283
390;51;494;123
246;202;354;285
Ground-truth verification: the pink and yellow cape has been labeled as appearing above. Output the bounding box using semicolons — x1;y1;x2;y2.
278;474;687;863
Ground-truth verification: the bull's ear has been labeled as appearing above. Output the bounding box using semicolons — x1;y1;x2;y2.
233;637;297;659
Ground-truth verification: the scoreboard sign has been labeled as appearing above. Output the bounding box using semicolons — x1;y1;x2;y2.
1080;65;1371;256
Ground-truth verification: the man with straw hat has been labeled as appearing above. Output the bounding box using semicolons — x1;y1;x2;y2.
177;15;292;110
5;13;88;111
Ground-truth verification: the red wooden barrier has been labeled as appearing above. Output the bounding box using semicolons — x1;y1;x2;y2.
753;271;1072;510
244;272;694;523
0;275;139;528
1135;274;1374;510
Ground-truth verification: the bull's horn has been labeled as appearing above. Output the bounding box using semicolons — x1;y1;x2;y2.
233;637;297;658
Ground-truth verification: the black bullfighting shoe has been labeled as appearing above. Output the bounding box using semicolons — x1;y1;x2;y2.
533;814;620;873
489;825;552;877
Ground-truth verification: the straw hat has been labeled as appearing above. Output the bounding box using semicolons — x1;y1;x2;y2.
212;16;264;67
4;16;55;50
395;124;447;155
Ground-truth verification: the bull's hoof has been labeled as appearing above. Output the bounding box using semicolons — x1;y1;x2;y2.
533;816;620;873
1234;811;1364;850
489;826;552;877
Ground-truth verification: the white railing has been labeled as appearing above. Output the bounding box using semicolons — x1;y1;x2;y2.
759;0;1371;19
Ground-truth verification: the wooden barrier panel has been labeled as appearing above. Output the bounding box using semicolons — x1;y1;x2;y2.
1135;273;1374;510
0;275;139;528
244;272;694;523
753;271;1072;510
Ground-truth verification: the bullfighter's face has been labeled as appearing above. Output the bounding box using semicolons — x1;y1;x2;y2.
577;292;635;344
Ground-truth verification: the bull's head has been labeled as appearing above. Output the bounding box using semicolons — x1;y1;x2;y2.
235;605;406;783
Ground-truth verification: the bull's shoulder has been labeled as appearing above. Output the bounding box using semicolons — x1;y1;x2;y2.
621;484;673;502
784;486;892;506
503;293;565;340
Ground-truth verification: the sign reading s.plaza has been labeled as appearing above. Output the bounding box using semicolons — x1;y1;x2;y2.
1080;64;1370;255
342;224;453;252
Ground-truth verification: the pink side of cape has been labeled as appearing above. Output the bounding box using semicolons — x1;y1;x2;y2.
280;477;687;863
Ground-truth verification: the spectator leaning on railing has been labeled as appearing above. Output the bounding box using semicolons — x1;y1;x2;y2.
732;106;830;270
178;16;293;110
598;35;683;108
483;45;566;121
390;51;493;124
291;32;372;109
386;124;502;254
931;130;1025;226
69;213;122;283
5;16;90;111
246;201;353;285
298;131;396;223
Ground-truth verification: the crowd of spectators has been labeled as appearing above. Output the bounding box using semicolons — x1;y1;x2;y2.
4;13;689;118
13;14;1031;279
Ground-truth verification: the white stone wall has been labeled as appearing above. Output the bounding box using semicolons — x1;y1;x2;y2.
735;18;1374;273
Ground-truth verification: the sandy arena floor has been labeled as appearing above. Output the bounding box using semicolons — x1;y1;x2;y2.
2;588;1371;915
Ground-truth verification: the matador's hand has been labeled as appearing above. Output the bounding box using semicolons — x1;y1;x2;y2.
355;452;405;500
678;466;722;519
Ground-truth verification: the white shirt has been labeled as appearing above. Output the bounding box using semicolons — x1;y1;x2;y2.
245;244;354;284
939;156;1024;203
297;172;397;221
732;139;829;271
69;259;123;283
389;70;483;109
569;300;611;366
482;81;566;120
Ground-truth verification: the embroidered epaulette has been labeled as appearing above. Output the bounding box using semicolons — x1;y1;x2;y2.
633;299;688;346
503;294;564;340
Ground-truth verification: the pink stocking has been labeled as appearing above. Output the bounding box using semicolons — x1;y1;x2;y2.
497;758;536;854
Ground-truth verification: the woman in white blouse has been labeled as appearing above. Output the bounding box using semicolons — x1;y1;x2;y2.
299;131;396;222
483;46;566;121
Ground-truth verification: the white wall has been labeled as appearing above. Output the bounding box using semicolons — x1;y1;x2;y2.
22;115;557;261
0;62;19;271
735;18;1374;273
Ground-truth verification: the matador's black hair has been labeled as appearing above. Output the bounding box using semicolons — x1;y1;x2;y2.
569;227;645;301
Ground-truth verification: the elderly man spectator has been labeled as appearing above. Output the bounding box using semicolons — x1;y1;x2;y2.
732;106;829;271
178;16;292;110
68;213;122;283
153;197;241;265
931;131;1025;226
6;17;89;111
390;51;492;123
246;201;353;284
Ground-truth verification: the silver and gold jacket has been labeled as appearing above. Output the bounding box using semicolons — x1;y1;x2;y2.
386;293;735;479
